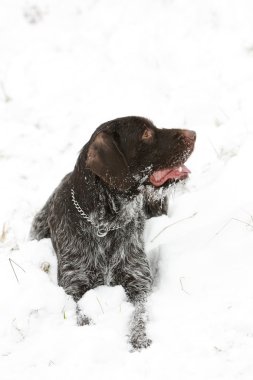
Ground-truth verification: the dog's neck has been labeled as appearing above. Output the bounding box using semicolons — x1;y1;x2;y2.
71;168;144;229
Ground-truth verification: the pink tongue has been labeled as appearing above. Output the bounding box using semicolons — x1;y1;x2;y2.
150;165;191;186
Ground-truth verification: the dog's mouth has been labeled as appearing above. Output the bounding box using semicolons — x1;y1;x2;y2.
149;164;191;187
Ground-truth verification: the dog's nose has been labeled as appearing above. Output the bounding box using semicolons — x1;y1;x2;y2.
182;129;196;142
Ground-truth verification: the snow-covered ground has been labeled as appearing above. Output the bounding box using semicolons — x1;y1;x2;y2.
1;0;253;379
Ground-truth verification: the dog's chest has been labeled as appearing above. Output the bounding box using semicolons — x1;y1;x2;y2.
102;220;144;286
83;194;145;286
103;265;113;286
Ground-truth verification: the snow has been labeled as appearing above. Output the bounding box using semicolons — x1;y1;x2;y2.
1;0;253;379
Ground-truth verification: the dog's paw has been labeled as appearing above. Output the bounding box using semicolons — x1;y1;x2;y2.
76;305;93;326
129;332;152;352
77;313;93;326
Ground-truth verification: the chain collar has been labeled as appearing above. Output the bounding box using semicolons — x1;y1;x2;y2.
71;188;123;238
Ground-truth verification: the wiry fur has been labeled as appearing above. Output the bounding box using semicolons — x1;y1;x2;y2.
30;116;196;351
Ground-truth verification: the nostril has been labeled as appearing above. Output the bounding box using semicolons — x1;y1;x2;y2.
182;129;196;142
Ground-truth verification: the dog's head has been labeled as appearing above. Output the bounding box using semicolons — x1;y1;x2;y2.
85;116;196;192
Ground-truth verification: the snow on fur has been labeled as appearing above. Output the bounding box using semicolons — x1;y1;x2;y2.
1;0;253;379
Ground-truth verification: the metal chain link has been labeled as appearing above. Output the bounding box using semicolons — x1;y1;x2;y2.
71;188;122;237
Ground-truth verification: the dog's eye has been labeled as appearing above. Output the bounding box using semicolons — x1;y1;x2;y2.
142;128;153;142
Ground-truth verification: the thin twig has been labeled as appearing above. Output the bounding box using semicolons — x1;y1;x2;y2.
0;81;11;102
214;346;223;353
209;219;232;242
232;217;253;228
10;258;26;272
208;139;220;158
150;212;197;243
9;258;26;283
210;216;253;243
0;223;8;242
179;277;190;295
61;296;71;319
12;319;25;340
96;296;104;314
218;106;230;121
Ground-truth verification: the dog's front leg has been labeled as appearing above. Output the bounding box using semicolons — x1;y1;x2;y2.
60;273;93;326
122;253;153;351
59;271;93;326
129;298;152;351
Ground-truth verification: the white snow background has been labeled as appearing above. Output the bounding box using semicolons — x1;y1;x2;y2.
1;0;253;379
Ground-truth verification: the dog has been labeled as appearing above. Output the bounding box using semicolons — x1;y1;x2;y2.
30;116;196;350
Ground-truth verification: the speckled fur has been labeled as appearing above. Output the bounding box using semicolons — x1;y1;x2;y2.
30;116;195;351
31;174;153;349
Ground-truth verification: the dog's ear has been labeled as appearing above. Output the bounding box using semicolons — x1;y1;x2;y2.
86;131;134;191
